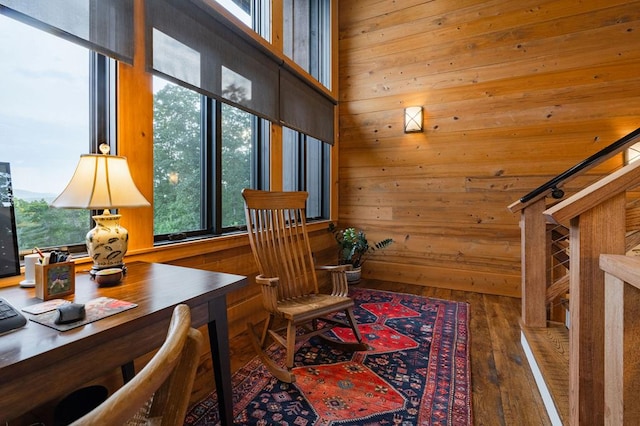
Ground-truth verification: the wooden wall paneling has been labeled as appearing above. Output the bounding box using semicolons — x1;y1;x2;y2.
339;102;638;144
465;174;601;195
364;259;521;297
340;0;634;48
338;0;640;296
340;191;519;220
336;127;627;169
340;6;640;89
339;117;639;160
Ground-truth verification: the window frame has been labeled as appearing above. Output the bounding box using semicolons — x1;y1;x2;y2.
282;128;330;220
153;92;270;244
0;11;119;258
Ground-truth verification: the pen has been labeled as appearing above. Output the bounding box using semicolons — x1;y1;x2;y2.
34;247;44;258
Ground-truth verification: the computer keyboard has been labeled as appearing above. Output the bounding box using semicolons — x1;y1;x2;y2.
0;297;27;334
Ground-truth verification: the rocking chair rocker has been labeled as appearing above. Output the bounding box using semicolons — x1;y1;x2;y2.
242;189;369;383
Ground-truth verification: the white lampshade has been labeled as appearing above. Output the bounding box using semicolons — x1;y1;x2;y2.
51;153;150;209
404;106;423;133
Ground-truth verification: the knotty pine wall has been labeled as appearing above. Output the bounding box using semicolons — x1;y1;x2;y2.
337;0;640;297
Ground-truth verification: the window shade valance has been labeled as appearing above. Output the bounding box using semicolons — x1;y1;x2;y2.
148;0;335;144
0;0;133;64
1;0;336;145
279;67;335;144
147;0;279;124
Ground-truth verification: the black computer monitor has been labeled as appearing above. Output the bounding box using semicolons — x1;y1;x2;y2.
0;162;20;278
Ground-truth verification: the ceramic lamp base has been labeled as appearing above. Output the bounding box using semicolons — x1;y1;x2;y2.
87;210;129;275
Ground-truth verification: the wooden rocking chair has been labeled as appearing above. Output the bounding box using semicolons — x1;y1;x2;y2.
242;189;369;383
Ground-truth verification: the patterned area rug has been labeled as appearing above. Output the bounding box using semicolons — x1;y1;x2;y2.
185;287;472;425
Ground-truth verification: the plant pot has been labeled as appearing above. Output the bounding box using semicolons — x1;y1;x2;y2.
345;267;362;285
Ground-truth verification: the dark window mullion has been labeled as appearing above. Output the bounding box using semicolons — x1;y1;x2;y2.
321;142;330;217
87;52;112;238
252;118;270;191
298;133;306;191
202;96;214;233
89;53;110;153
212;100;223;234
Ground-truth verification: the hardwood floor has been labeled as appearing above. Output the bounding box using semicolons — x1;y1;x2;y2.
219;279;551;426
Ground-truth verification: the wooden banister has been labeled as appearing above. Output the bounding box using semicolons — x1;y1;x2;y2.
544;160;640;225
599;254;640;425
542;160;640;425
510;130;640;425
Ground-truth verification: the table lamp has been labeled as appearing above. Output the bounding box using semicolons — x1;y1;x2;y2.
51;144;150;278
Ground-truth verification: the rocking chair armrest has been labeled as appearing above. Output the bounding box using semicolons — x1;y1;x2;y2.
255;275;280;287
315;264;352;272
255;275;280;313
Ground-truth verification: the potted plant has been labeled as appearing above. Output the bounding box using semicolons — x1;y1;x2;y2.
328;223;393;284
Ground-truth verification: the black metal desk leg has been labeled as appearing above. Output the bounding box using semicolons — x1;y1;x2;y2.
207;296;233;426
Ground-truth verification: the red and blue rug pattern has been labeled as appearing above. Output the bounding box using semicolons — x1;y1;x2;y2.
185;287;472;425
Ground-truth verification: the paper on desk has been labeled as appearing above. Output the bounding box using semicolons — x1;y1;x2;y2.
22;299;70;315
29;297;138;332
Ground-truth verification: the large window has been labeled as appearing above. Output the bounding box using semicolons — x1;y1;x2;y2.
153;77;269;242
152;78;203;236
2;0;334;256
221;103;253;228
214;0;271;41
282;0;332;218
0;14;95;255
283;0;331;88
283;128;330;219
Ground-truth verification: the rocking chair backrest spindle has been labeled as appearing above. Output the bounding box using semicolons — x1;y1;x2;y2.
243;189;319;301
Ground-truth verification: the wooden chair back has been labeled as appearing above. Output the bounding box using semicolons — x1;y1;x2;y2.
242;188;319;301
71;304;204;425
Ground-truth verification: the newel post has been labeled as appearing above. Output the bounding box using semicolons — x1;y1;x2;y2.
520;198;548;327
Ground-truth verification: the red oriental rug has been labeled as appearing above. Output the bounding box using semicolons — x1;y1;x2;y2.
185;288;472;425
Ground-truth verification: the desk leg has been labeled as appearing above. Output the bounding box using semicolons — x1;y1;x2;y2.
208;296;233;426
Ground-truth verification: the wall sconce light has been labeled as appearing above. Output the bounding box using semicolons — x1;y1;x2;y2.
404;106;423;133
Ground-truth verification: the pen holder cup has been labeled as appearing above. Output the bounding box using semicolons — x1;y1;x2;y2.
35;262;76;300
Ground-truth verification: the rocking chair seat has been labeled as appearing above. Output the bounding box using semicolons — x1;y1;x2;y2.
278;294;354;322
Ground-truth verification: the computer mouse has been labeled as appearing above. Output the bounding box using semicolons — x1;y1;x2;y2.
55;303;86;324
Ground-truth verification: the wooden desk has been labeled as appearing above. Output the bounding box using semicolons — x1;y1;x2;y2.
0;262;247;425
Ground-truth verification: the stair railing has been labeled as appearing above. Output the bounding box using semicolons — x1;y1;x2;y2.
543;159;640;425
509;128;640;328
